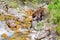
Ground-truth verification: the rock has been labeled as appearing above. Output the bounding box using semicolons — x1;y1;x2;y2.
8;8;19;15
32;21;37;28
51;31;58;36
0;9;7;14
42;37;50;40
35;30;50;39
0;21;15;40
30;28;37;34
23;6;31;11
49;35;57;40
5;31;14;38
29;28;37;40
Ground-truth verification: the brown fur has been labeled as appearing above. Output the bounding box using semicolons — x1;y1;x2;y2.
32;7;45;22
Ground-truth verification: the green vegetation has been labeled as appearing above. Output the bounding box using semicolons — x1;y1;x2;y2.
36;21;43;30
57;36;60;40
8;1;18;8
48;0;60;35
56;22;60;35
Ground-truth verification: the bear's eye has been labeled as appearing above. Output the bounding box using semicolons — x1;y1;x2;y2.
32;15;36;18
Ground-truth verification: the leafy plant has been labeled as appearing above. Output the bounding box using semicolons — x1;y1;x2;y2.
36;21;43;30
48;0;60;24
48;0;60;35
56;22;60;35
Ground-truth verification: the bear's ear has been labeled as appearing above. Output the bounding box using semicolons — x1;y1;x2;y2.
33;7;45;15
